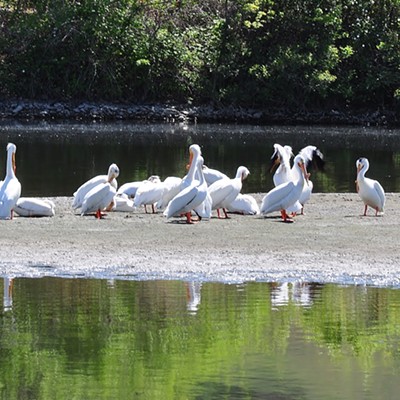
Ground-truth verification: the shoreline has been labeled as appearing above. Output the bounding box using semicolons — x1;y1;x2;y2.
0;99;398;126
1;193;399;286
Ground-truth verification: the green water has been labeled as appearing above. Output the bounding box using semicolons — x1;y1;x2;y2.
1;278;400;399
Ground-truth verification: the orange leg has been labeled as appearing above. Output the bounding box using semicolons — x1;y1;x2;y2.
281;210;294;223
95;209;105;219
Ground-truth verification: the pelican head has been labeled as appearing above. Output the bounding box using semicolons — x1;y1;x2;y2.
7;143;17;174
294;154;309;185
107;163;120;181
269;145;281;172
147;175;161;183
236;166;250;181
356;157;369;174
187;144;202;169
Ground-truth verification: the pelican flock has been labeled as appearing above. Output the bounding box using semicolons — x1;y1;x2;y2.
0;140;389;224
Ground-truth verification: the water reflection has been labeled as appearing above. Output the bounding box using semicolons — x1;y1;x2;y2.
1;277;400;399
2;276;13;311
270;282;313;308
1;121;400;196
186;281;202;314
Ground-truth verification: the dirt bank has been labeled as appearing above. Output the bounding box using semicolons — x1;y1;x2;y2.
0;193;399;286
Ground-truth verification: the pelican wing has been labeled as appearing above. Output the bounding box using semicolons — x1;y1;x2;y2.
133;182;164;207
374;180;386;210
260;181;296;214
116;181;143;197
156;177;182;210
164;182;207;218
202;166;229;186
72;175;107;209
81;183;116;215
208;178;241;209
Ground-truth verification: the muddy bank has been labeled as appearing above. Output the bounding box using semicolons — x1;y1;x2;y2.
0;193;399;286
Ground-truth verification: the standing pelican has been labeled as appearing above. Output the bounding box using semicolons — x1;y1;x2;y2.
208;166;250;219
164;145;207;224
81;164;120;219
355;157;385;216
295;145;325;214
156;176;183;210
260;154;308;222
270;144;293;186
72;163;119;209
0;143;21;220
133;178;165;213
117;175;161;198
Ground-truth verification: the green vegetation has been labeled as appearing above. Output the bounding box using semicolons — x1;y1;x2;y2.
1;279;400;399
0;1;399;113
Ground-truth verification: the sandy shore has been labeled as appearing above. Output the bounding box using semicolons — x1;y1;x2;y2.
0;193;399;286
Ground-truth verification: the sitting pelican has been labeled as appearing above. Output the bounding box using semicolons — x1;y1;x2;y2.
14;198;55;217
226;193;260;215
164;145;207;224
81;164;120;219
260;154;308;222
208;166;250;219
0;143;21;220
112;194;135;212
72;163;119;209
355;157;385;216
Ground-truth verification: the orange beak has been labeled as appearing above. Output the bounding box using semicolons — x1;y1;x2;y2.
299;161;309;186
12;152;16;174
186;150;193;170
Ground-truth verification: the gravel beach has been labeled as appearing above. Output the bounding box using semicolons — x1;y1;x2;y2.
1;193;399;286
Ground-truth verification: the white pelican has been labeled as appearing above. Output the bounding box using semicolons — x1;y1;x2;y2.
14;198;55;217
72;163;119;209
356;157;385;216
208;166;250;219
260;154;308;222
0;143;21;220
133;178;165;213
202;165;229;186
270;144;293;186
164;147;207;224
81;164;120;219
156;176;183;210
117;175;161;198
294;145;325;214
226;193;260;215
112;194;135;212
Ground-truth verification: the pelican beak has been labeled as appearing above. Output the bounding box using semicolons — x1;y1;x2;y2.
269;154;280;173
12;152;16;174
186;149;193;170
356;163;362;174
300;161;309;186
